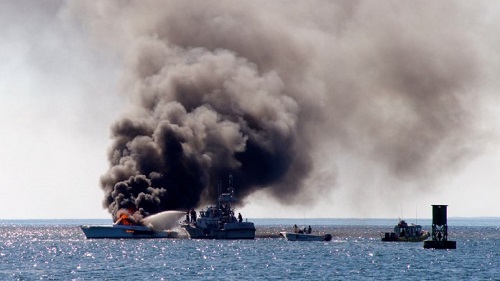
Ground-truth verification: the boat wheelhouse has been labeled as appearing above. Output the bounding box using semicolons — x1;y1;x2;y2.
181;175;256;239
381;220;430;242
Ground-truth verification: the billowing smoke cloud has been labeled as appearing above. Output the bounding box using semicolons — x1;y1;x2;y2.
99;43;304;219
65;1;498;219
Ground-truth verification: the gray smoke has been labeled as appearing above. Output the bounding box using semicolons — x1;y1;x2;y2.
65;1;496;220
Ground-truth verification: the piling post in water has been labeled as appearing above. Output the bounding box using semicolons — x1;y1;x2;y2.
423;205;456;249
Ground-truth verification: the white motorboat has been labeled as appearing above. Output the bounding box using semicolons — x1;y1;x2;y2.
80;224;178;239
80;211;180;239
280;232;332;241
181;175;256;239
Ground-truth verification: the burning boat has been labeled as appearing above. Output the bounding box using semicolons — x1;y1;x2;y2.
180;175;256;239
80;224;178;239
80;211;179;239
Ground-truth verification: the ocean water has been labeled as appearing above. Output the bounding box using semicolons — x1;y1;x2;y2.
0;218;499;280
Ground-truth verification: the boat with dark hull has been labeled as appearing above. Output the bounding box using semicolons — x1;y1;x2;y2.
381;220;430;242
181;175;256;239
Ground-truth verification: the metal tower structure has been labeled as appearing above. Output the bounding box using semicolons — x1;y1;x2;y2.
424;205;456;249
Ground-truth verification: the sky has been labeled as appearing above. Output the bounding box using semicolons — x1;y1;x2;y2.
1;1;500;220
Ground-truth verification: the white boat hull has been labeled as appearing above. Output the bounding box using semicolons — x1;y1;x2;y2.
182;222;256;239
280;232;332;241
80;225;178;239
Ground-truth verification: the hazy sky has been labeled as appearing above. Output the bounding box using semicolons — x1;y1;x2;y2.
1;1;500;219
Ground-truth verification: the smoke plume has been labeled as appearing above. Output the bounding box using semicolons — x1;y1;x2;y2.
65;1;496;219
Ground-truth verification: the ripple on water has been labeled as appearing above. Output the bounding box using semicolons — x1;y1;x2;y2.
0;224;499;280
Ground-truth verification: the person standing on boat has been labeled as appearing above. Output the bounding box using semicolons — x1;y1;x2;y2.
190;209;197;223
293;224;298;233
307;225;312;234
238;213;243;223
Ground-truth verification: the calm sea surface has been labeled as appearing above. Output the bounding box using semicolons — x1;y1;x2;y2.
1;218;499;280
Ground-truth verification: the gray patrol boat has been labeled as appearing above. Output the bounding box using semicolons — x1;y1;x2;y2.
181;175;256;239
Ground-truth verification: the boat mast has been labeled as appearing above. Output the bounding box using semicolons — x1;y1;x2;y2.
228;173;234;198
217;180;222;210
218;174;237;208
415;204;418;225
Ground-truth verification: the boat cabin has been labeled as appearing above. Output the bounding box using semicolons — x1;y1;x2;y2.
394;220;422;238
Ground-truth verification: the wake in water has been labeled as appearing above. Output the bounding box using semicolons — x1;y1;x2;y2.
142;210;186;231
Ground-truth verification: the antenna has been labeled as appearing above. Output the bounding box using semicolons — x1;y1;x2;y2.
228;173;234;195
415;204;418;225
217;180;221;209
399;203;403;220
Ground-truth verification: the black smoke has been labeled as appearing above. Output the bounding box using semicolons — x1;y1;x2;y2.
98;48;304;219
64;1;495;219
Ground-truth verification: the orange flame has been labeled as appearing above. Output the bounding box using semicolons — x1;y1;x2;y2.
116;213;134;225
115;208;140;225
